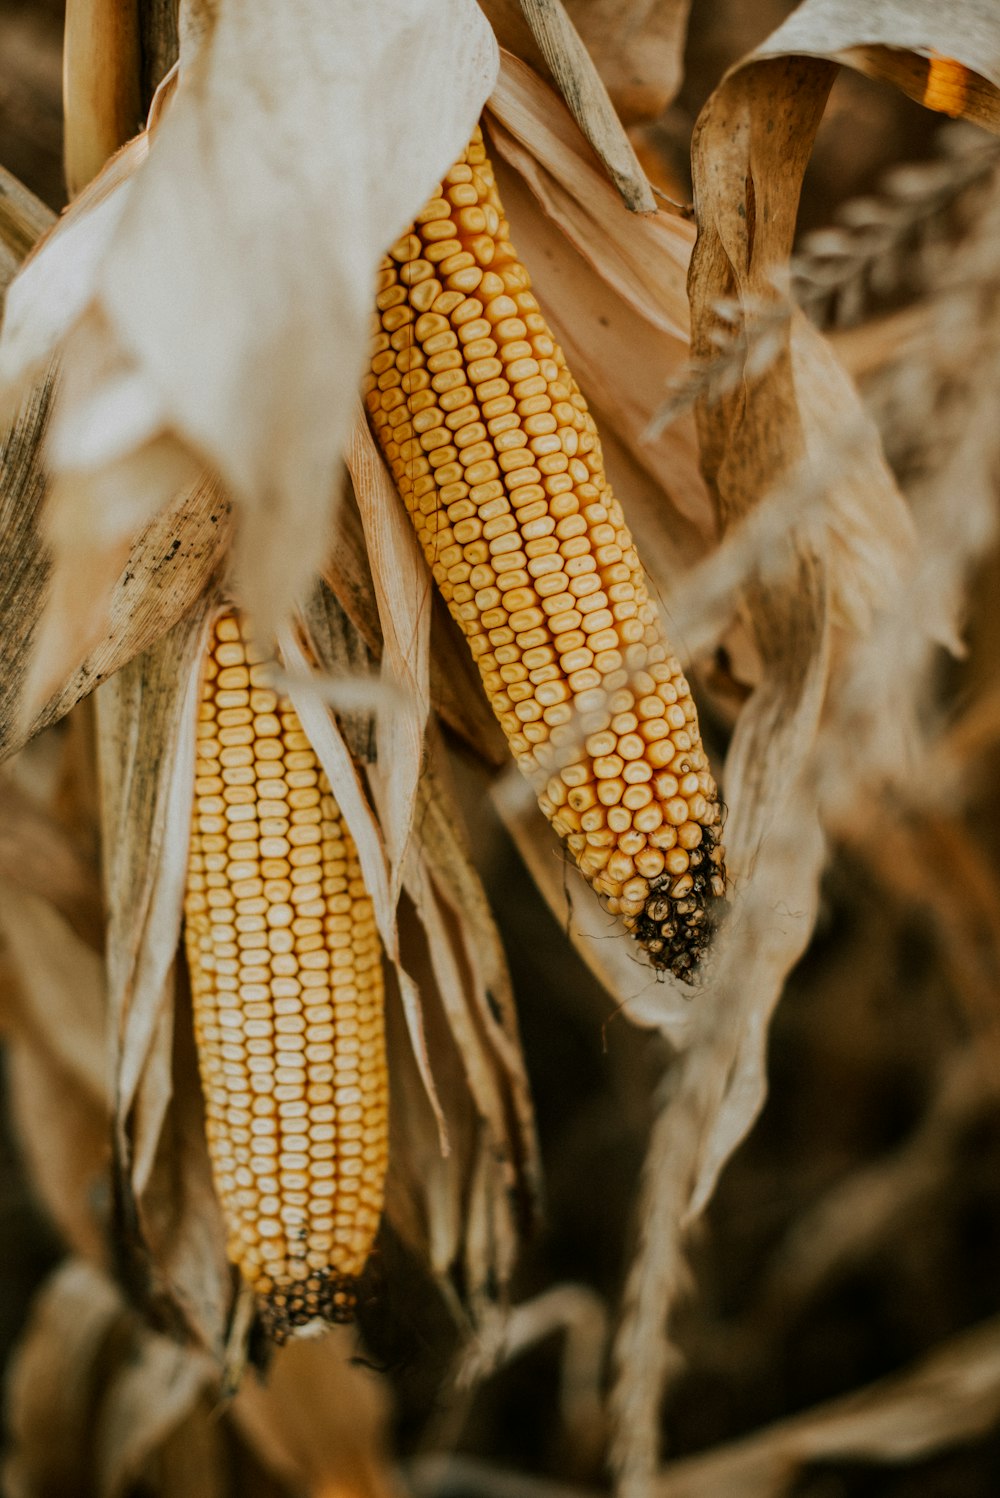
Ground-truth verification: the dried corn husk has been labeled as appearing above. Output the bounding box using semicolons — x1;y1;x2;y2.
608;5;1000;1491
0;0;500;697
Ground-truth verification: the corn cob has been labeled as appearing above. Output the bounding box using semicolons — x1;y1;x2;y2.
183;612;388;1341
364;127;725;977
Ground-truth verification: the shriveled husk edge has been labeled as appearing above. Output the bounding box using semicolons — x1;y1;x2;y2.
96;579;536;1355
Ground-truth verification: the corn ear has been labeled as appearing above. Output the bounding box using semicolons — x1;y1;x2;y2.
183;612;388;1340
364;126;725;977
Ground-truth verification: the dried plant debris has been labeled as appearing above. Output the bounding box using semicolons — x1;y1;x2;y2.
609;2;1000;1493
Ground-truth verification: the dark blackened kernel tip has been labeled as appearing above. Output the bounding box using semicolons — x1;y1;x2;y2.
629;829;727;982
256;1272;360;1344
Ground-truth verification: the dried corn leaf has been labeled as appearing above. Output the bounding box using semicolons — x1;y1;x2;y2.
0;134;146;387
0;164;52;281
393;737;540;1296
612;5;1000;1488
385;890;518;1308
490;55;691;339
756;0;1000;126
95;590;229;1337
383;949;468;1284
679;0;1000;1176
321;475;506;766
0;0;499;665
495;781;696;1041
3;1261;215;1498
415;737;541;1210
285;609;458;1157
0;772;102;944
12;478;232;758
562;0;692;125
301;573;380;764
231;1331;396;1498
482;0;692;126
97;594;210;1139
0;886;111;1263
92;1308;216;1498
346;410;431;904
301;591;537;1232
656;1315;1000;1498
132;974;233;1352
509;0;656;212
3;1263;124;1498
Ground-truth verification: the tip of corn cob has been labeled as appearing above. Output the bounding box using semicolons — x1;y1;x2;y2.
625;820;726;977
256;1270;360;1344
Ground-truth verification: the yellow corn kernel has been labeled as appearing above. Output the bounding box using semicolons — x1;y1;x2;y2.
365;126;725;977
184;611;388;1341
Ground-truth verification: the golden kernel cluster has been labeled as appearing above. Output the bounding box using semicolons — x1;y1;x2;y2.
364;127;724;974
183;613;388;1338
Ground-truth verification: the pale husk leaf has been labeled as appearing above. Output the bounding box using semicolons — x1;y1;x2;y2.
490;54;692;339
0;0;499;664
0;153;233;761
397;738;540;1293
96;589;233;1347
